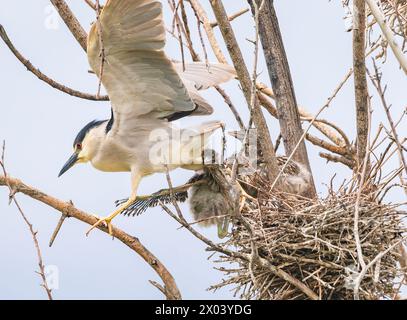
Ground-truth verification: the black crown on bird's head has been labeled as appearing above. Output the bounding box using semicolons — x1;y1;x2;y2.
73;120;106;148
58;119;106;178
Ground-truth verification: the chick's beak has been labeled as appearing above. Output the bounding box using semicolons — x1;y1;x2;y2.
58;152;79;177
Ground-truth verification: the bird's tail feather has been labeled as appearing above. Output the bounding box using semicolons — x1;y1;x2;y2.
174;62;236;90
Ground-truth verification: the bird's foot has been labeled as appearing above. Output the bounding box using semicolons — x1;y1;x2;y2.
217;217;230;239
86;198;134;236
237;182;256;211
86;214;115;236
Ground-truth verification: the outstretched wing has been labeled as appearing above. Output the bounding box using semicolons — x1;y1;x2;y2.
87;0;205;133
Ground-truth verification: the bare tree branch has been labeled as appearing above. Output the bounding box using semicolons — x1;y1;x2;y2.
353;0;370;172
365;0;407;75
0;174;182;300
248;0;316;198
367;62;407;193
319;152;356;169
0;25;109;101
188;0;228;64
84;0;98;11
50;0;88;51
0;143;53;300
210;8;250;28
209;0;281;184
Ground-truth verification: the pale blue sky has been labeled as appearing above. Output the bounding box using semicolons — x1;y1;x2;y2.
0;0;405;299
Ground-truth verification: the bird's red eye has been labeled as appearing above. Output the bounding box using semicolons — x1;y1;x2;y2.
76;143;82;150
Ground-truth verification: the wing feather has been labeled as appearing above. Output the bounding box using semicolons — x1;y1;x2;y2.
87;0;198;134
174;62;236;116
174;62;236;90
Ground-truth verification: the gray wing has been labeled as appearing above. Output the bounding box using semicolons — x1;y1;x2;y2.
87;0;204;134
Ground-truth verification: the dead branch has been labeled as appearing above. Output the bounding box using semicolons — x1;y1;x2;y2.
319;152;356;169
188;0;228;63
0;174;182;300
353;106;373;297
365;0;407;74
306;134;350;158
367;62;407;193
84;0;98;11
48;212;69;247
210;8;250;28
353;0;370;171
0;143;53;300
248;0;316;198
215;86;245;129
50;0;88;51
209;0;281;184
0;25;109;101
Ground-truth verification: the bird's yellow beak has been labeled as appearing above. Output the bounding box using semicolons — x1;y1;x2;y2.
58;152;79;177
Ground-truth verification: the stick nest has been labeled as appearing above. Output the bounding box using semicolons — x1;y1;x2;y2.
212;180;406;300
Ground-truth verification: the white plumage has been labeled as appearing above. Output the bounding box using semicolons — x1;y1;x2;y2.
58;0;236;235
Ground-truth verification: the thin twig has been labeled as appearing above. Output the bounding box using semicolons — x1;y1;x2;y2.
209;0;281;184
353;107;373;286
0;25;109;101
365;0;407;74
210;8;249;28
0;173;182;300
84;0;97;11
0;142;53;300
48;213;69;247
368;62;407;194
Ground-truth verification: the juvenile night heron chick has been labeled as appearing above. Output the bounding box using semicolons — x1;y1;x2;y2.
187;154;311;237
227;130;312;197
58;0;236;235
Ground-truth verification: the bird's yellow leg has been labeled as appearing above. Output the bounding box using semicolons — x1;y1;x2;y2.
237;181;256;210
86;197;136;236
224;167;256;204
217;217;230;239
86;170;142;236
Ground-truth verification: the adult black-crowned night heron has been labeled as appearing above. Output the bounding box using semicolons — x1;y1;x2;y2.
58;0;236;235
121;135;312;238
